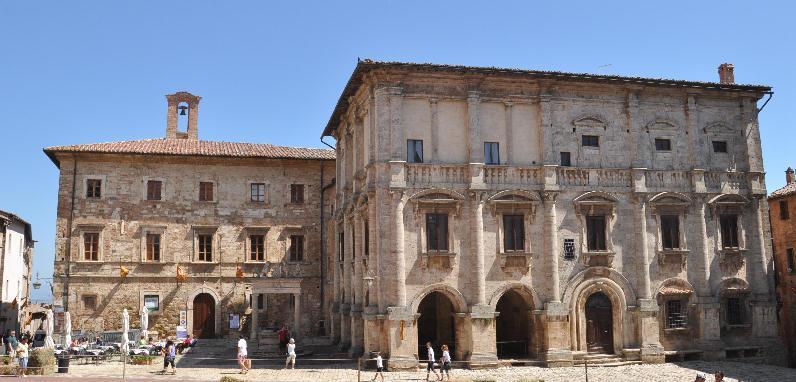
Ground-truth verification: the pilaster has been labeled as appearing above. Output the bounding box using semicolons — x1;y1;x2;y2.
541;302;573;367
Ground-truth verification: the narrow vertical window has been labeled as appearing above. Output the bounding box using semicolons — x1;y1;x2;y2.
338;232;344;261
787;248;794;272
289;235;304;262
407;139;424;163
363;220;369;257
726;297;743;325
86;179;102;198
257;294;264;309
290;184;305;204
425;213;449;251
250;235;265;261
484;142;500;165
198;234;213;261
199;182;214;201
251;183;266;202
560;152;571;167
586;215;607;251
503;214;525;252
780;200;789;220
666;300;686;329
84;233;99;261
145;233;161;261
660;215;680;249
719;214;739;249
146;180;162;201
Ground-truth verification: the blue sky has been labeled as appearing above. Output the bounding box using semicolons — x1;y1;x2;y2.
1;1;794;302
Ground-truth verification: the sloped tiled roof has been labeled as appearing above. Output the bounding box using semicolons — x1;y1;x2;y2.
44;138;335;167
322;59;773;137
769;182;796;200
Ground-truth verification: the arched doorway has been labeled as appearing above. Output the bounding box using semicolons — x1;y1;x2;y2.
417;291;456;360
585;292;613;354
193;293;216;339
495;289;532;358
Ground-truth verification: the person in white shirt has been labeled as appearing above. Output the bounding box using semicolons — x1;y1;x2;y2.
237;335;250;374
285;338;297;369
370;351;385;382
440;344;451;381
424;342;441;381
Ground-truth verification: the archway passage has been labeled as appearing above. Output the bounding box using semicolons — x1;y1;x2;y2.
496;289;533;358
193;293;216;339
417;291;456;361
585;292;613;354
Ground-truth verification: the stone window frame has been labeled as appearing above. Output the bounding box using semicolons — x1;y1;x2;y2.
139;290;164;315
198;180;217;203
142;177;166;202
647;121;680;169
573;116;607;164
192;225;219;263
649;193;691;269
656;278;696;334
573;191;617;266
244;227;270;263
139;225;167;263
83;175;107;200
410;190;464;267
708;194;749;267
281;226;310;264
77;224;104;262
488;191;538;272
704;122;738;170
248;181;270;204
716;278;752;329
81;294;98;311
288;184;306;205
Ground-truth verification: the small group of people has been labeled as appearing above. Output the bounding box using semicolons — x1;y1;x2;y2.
695;371;726;382
422;342;452;382
2;331;30;377
235;333;297;374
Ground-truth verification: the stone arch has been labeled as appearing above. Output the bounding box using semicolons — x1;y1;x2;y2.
572;115;609;130
707;193;750;205
656;277;696;298
409;283;468;314
573;191;619;204
488;282;541;311
648;192;692;204
187;286;222;338
715;277;750;296
487;190;541;202
563;267;637;307
644;119;679;133
408;188;466;201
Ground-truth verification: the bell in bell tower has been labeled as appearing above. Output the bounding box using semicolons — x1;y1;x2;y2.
165;91;201;140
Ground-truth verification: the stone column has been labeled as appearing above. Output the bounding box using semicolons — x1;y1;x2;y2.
392;191;407;307
250;293;259;342
636;196;663;363
472;193;486;305
693;198;711;295
293;292;301;341
751;197;771;296
504;101;513;164
637;198;652;300
350;213;365;356
543;192;560;301
339;214;353;349
389;87;404;161
467;91;482;163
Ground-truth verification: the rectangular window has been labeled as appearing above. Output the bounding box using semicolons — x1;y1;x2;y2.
712;141;728;153
289;235;304;262
144;295;160;312
426;213;449;252
586;215;607;251
199;182;214;201
484;142;500;165
198;234;213;262
780;200;789;220
655;138;672;151
145;233;161;261
86;179;102;198
250;235;265;261
364;220;369;257
726;297;743;325
563;238;576;260
503;215;525;252
84;232;99;261
82;295;97;310
666;300;687;329
582;135;599;147
788;248;794;272
720;214;739;249
257;294;264;309
338;232;344;261
660;215;680;250
560;152;571;167
290;184;305;204
146;180;162;201
407;139;424;163
251;183;266;203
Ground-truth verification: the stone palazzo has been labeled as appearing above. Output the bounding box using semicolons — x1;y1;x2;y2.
321;60;785;367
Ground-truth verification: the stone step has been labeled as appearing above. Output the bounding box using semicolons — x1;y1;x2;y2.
574;356;624;365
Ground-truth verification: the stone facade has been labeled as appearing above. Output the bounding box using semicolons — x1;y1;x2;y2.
322;61;784;367
768;168;796;367
45;92;335;341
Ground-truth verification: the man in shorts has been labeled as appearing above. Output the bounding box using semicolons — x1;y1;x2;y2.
237;335;250;374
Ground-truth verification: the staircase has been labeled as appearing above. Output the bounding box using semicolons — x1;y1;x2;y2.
573;351;642;367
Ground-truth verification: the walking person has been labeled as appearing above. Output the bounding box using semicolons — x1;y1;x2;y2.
285;338;297;369
370;351;385;382
161;339;176;375
6;331;18;359
237;335;250;374
424;342;441;381
277;324;289;352
16;338;28;377
439;344;451;381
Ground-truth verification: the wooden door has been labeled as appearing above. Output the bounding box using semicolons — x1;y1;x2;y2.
585;292;613;354
193;293;216;339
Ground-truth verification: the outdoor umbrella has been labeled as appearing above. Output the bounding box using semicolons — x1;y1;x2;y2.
121;308;130;354
44;309;55;349
140;305;148;342
63;311;72;348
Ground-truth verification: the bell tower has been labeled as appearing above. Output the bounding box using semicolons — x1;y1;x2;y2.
165;91;201;140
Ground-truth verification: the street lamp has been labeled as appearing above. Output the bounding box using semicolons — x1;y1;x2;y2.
32;272;52;290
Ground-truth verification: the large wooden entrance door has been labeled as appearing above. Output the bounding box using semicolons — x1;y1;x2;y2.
585;292;613;354
193;293;216;339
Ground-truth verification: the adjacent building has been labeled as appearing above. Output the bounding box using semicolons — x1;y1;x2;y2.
322;60;784;367
45;92;335;341
768;168;796;367
0;209;34;335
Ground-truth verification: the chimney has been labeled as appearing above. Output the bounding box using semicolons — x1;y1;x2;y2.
787;167;795;184
718;63;735;84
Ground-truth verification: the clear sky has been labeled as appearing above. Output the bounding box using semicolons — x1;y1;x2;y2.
1;1;794;302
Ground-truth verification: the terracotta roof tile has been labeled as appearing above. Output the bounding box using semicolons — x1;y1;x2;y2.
769;182;796;199
44;138;335;166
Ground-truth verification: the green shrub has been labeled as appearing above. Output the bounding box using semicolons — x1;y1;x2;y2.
29;348;55;375
131;355;156;364
0;365;15;375
0;356;11;365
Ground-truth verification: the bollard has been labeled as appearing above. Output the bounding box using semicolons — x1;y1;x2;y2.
357;357;361;382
